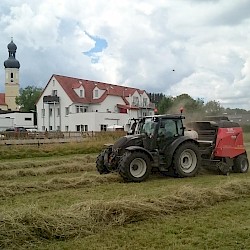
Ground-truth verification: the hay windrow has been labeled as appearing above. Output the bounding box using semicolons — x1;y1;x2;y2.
0;174;121;199
0;163;95;181
0;154;96;171
1;180;250;249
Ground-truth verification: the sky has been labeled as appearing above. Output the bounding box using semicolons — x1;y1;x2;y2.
0;0;250;109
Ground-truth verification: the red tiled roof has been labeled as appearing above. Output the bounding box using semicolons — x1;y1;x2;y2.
46;74;147;104
0;93;6;105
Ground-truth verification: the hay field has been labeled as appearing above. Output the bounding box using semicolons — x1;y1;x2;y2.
0;139;250;249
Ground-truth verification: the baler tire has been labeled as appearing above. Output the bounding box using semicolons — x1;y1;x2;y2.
118;151;151;182
233;154;249;173
96;149;111;174
172;142;201;177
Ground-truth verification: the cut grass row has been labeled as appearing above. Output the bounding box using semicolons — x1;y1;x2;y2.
1;179;250;249
0;154;96;171
0;173;121;200
0;163;95;181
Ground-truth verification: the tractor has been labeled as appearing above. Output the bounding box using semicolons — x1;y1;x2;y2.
96;114;249;182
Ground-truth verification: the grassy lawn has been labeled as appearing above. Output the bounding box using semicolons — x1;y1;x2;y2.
0;133;250;249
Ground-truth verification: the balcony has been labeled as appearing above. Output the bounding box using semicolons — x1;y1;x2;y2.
43;95;60;104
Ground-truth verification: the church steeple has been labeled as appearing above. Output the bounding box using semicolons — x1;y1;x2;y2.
4;38;20;111
4;37;20;69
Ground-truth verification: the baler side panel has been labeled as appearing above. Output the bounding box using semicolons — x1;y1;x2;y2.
214;127;245;158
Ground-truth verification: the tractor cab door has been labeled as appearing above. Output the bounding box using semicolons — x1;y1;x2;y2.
157;118;183;153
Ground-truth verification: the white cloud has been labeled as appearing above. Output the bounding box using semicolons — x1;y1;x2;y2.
0;0;250;109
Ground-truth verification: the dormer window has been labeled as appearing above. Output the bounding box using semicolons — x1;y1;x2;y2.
133;96;139;106
93;86;105;99
95;89;98;98
73;86;85;98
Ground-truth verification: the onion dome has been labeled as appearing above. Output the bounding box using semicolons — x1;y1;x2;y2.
4;38;20;69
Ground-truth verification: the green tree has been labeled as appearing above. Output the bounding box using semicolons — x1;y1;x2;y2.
172;94;204;114
204;100;224;115
158;96;173;114
16;86;42;112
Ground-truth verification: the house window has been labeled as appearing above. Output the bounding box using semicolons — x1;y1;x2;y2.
52;90;57;96
49;126;52;131
95;89;98;98
76;125;88;132
57;108;60;116
65;126;69;131
11;72;13;79
143;98;147;107
52;80;55;86
76;125;81;131
76;106;79;113
80;125;88;131
84;108;87;112
25;117;32;121
133;96;139;106
76;105;84;113
65;107;69;115
49;108;52;116
100;124;107;131
80;90;83;97
42;109;45;117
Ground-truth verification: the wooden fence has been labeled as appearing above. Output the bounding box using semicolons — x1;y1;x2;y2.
0;131;126;145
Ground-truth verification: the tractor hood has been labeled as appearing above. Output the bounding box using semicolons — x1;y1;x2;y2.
112;134;144;150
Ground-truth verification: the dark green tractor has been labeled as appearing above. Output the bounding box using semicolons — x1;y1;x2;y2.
96;115;201;182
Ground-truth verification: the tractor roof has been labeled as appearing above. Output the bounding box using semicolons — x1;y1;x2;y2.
143;114;185;120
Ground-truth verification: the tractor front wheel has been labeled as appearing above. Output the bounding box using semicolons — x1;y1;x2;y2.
172;142;201;177
118;151;151;182
233;154;249;173
96;149;111;174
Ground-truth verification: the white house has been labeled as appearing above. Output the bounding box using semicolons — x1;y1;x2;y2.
36;74;155;132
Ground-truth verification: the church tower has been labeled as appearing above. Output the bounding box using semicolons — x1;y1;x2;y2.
4;38;20;111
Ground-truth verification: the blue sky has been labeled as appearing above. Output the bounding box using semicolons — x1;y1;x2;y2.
0;0;250;109
83;31;108;63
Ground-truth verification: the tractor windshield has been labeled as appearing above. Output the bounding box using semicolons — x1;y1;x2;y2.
140;118;156;136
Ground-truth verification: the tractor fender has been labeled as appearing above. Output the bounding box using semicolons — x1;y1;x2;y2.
124;146;154;161
164;136;199;168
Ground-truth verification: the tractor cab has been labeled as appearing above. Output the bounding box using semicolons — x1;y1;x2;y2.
138;115;185;152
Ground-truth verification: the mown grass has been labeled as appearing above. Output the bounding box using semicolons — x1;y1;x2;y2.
1;180;250;249
0;133;249;249
42;197;250;250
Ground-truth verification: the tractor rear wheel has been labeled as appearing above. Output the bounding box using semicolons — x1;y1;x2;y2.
96;149;111;174
118;151;151;182
233;154;249;173
172;142;201;177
